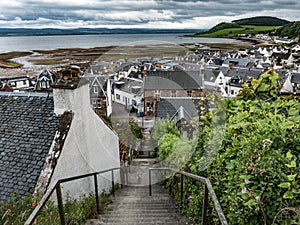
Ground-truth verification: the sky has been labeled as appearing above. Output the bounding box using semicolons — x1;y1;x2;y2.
0;0;299;29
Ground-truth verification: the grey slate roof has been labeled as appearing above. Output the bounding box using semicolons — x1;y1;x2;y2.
291;72;300;84
145;71;202;90
0;93;61;201
156;98;199;120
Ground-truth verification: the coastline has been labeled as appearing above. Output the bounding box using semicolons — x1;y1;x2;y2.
0;37;268;78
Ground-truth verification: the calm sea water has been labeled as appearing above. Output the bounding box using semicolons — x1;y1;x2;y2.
0;33;242;53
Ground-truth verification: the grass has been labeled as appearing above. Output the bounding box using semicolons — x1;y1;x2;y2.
0;191;111;225
196;25;281;37
0;60;22;68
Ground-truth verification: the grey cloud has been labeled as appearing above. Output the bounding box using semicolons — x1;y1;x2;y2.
0;0;299;28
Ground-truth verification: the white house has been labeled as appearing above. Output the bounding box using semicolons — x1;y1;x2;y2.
113;77;143;112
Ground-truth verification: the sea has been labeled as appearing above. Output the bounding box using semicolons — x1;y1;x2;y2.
0;33;243;53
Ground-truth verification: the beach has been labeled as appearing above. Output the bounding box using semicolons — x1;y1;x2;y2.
0;36;266;78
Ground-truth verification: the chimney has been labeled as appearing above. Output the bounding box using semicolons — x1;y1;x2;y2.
52;77;90;116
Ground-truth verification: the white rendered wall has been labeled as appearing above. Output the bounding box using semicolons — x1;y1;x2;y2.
51;82;120;200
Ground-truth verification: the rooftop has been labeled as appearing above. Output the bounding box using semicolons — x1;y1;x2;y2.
0;92;61;201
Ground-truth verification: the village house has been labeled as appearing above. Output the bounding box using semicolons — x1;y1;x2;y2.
0;76;34;92
144;71;204;116
81;74;113;117
113;77;143;112
34;68;57;91
224;67;263;97
0;77;120;202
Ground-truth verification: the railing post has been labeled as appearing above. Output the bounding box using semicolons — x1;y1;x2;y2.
125;166;128;186
56;183;66;225
149;169;152;196
180;173;184;210
202;185;209;225
94;174;100;214
120;167;124;189
111;170;115;196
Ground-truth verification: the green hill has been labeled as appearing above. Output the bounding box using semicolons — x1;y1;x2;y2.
196;16;289;37
274;21;300;38
233;16;289;26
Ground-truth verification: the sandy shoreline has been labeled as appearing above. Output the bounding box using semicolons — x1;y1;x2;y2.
0;38;267;78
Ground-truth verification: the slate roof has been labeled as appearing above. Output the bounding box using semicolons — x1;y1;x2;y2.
0;92;61;201
145;71;202;90
156;98;199;120
203;69;219;83
226;67;262;79
291;72;300;84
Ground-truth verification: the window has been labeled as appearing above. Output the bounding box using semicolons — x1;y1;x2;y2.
23;80;27;85
93;86;98;93
96;100;102;108
116;94;120;100
92;99;102;109
187;90;192;97
171;90;176;97
41;81;48;89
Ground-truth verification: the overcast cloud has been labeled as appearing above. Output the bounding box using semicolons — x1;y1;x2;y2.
0;0;299;29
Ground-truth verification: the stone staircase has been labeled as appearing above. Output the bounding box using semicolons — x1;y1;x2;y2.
85;156;193;225
85;185;193;225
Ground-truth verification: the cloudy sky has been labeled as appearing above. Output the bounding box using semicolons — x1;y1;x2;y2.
0;0;299;29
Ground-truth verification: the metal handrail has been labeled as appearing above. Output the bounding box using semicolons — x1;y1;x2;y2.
25;166;125;225
149;167;228;225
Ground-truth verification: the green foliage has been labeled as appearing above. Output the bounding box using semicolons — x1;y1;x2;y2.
237;68;281;101
151;118;180;145
208;22;241;33
274;21;300;38
129;119;143;140
0;192;110;225
159;80;300;224
233;16;289;26
197;25;281;37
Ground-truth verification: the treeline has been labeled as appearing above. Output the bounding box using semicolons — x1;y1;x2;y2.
233;16;289;26
274;21;300;38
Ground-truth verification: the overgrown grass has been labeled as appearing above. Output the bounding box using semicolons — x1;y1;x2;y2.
0;191;111;225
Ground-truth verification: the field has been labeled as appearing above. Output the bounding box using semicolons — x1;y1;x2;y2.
196;25;281;37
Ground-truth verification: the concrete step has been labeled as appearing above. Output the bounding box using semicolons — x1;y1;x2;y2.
85;185;193;225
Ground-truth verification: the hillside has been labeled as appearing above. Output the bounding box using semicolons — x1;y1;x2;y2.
0;28;201;37
196;16;289;37
233;16;289;26
274;21;300;38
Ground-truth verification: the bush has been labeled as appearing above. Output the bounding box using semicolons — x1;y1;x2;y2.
158;71;300;224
